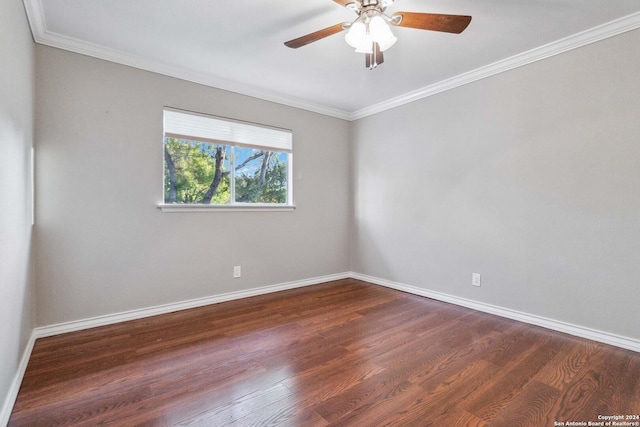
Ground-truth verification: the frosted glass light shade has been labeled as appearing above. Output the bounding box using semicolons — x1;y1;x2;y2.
355;42;373;54
345;21;368;49
369;15;397;51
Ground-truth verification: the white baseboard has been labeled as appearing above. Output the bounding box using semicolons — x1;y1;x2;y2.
34;272;351;339
350;272;640;353
1;331;36;427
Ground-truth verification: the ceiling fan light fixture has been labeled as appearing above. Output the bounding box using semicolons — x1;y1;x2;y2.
345;20;368;49
346;13;396;54
345;2;360;11
368;15;397;51
355;42;373;54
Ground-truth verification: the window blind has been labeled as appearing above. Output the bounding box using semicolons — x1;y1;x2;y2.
164;108;292;152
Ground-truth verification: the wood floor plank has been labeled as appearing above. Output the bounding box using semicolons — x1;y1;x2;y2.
463;334;566;421
282;351;387;406
312;372;416;425
416;404;489;427
544;347;609;423
154;365;288;426
531;337;601;389
379;359;502;426
407;331;502;387
9;279;640;426
587;345;640;415
328;382;426;427
174;383;294;426
489;380;562;426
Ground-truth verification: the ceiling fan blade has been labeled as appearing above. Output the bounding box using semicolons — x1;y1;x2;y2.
332;0;353;6
391;12;472;34
284;23;349;48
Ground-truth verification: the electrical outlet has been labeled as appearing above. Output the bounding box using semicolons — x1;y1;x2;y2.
472;273;481;287
233;266;241;278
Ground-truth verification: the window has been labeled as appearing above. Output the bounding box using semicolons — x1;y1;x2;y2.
161;108;293;210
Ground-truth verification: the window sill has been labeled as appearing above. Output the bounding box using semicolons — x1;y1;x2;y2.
158;204;296;213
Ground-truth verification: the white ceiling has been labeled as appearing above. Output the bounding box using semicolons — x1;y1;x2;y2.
24;0;640;120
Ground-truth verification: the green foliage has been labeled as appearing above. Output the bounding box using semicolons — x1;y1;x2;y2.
164;138;230;204
164;138;288;205
235;156;287;203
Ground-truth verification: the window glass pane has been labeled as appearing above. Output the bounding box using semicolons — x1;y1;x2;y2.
164;138;231;204
234;147;288;204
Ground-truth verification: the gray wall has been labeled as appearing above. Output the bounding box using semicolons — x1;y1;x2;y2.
35;46;351;326
0;0;36;416
351;29;640;340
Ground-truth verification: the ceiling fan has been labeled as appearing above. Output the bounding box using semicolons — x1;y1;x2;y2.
284;0;472;69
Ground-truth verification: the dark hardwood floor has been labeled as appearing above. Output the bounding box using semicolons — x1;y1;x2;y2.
10;279;640;426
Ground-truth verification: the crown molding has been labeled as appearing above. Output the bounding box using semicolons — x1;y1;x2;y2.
349;10;640;120
22;0;640;122
22;0;352;121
